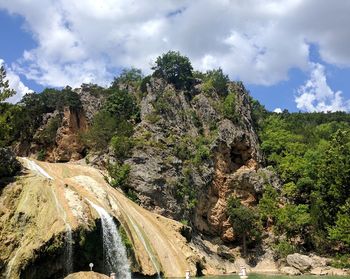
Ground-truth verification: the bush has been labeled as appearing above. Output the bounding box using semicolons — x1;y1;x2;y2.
152;51;194;90
110;135;134;160
103;88;138;120
223;92;239;122
202;68;229;96
111;68;143;88
273;240;297;259
37;149;46;161
108;163;131;191
81;111;118;151
36;116;61;145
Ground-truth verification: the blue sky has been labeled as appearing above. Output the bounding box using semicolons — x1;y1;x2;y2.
1;1;350;112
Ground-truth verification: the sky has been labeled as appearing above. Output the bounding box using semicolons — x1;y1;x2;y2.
1;0;350;112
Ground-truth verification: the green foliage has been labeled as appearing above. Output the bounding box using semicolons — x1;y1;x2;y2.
112;68;143;88
81;111;118;151
331;254;350;269
108;163;131;191
222;92;239;123
36;116;61;145
275;204;311;238
258;184;279;226
140;75;151;93
37;149;46;161
152;51;194;90
227;197;261;256
192;145;210;166
175;167;197;209
328;199;350;247
0;65;15;102
202;68;229;96
273;240;297;259
103;88;138;120
110;135;134;160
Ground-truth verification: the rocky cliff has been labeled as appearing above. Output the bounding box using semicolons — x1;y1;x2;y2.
124;78;278;242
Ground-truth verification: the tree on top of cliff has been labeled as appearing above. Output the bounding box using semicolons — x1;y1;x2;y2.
0;66;15;102
152;51;194;90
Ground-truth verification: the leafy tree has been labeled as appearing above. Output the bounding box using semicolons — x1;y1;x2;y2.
152;51;194;90
328;199;350;248
258;184;279;227
222;92;239;122
275;204;311;238
103;88;138;120
111;68;143;88
227;197;260;257
202;68;229;96
81;111;118;150
108;163;131;191
0;66;15;102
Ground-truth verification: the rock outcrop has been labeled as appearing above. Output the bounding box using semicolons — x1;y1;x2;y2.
65;271;109;279
125;78;278;241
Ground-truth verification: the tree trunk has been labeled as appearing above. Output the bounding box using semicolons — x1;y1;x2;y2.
243;232;247;257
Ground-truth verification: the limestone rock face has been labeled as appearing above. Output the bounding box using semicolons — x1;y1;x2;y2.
126;79;278;241
50;107;88;162
286;253;313;272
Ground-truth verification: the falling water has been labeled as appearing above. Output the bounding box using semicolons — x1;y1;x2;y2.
89;201;131;279
64;224;73;275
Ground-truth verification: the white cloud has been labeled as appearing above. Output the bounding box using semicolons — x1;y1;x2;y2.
274;108;282;113
295;63;349;112
0;59;33;104
0;0;349;91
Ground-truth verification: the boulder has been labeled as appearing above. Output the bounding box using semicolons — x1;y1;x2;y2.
280;266;302;275
286;253;313;272
310;267;329;275
65;271;109;279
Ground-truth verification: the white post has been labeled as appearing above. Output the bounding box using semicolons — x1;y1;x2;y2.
110;272;116;279
89;263;94;271
185;270;190;279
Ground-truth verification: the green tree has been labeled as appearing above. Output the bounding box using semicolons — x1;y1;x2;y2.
222;92;239;122
227;197;260;257
103;88;138;120
328;199;350;248
152;51;194;90
0;66;15;102
111;68;143;88
81;111;118;150
202;68;229;96
258;184;279;227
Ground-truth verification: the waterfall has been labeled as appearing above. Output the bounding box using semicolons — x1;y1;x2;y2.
89;201;131;279
64;224;73;275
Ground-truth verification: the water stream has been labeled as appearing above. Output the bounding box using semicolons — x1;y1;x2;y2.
89;201;131;279
126;213;162;279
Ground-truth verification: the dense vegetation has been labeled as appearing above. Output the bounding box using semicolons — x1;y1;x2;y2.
256;110;350;259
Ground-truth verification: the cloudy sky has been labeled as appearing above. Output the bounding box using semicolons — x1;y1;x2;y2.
1;0;350;112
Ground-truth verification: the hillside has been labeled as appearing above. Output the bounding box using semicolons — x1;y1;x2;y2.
0;51;349;277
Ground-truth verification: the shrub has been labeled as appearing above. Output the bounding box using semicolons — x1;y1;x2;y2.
202;68;229;96
110;135;134;160
37;149;46;161
81;111;118;151
273;240;297;259
223;92;239;122
108;163;131;191
152;51;194;90
111;68;143;88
